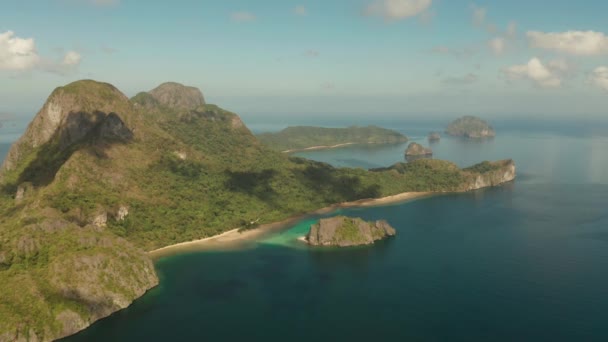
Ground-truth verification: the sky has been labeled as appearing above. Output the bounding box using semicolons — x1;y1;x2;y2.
1;0;607;122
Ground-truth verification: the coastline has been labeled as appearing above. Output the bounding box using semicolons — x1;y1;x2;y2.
281;140;409;154
148;191;433;259
282;142;357;154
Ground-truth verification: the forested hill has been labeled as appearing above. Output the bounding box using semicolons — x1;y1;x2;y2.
256;125;408;152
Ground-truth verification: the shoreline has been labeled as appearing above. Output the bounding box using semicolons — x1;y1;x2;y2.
282;142;357;154
148;191;433;258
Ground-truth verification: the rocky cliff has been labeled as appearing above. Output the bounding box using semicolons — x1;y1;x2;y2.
306;216;396;247
148;82;205;110
0;80;134;176
462;159;516;191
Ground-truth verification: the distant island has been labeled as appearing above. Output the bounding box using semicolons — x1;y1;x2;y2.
405;142;433;157
446;116;496;138
428;132;441;142
0;80;515;341
305;216;396;247
256;126;408;152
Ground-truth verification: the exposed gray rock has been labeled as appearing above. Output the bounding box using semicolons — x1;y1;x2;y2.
92;211;107;228
306;216;396;247
149;82;205;110
116;206;129;221
464;159;516;191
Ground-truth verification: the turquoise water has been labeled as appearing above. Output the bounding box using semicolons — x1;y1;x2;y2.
11;120;608;341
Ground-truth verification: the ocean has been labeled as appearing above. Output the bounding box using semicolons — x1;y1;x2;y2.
3;118;608;341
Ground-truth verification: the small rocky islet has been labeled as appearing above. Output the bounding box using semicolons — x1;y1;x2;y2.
305;216;396;247
428;132;441;142
405;142;433;157
446;116;496;138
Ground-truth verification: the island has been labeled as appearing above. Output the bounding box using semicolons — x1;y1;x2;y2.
446;116;496;138
0;80;515;341
305;216;396;247
256;126;408;152
405;142;433;157
428;132;441;142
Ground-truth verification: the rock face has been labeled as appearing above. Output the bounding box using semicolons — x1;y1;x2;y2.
463;159;516;191
405;142;433;156
428;132;441;142
148;82;205;110
0;80;133;176
306;216;396;247
446;116;496;138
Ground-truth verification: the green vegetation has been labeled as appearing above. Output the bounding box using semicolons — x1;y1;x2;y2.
0;80;514;340
332;217;367;245
446;116;496;138
257;125;408;152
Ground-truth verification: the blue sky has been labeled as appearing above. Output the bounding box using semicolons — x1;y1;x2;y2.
1;0;608;120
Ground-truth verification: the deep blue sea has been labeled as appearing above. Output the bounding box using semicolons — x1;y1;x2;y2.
3;118;608;341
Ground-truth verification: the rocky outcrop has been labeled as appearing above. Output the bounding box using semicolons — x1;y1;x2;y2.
0;80;133;176
463;159;516;191
306;216;396;247
405;142;433;156
148;82;205;110
428;132;441;142
446;116;496;138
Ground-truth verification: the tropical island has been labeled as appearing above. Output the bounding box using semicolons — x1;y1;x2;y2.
428;132;441;142
256;125;408;152
0;80;515;341
305;216;396;247
446;116;496;138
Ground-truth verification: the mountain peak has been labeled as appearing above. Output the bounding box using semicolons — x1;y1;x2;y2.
148;82;205;110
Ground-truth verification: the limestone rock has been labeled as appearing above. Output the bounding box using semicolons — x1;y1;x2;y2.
148;82;205;110
306;216;396;247
116;205;129;221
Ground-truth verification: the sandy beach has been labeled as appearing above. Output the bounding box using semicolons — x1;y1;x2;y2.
148;191;433;259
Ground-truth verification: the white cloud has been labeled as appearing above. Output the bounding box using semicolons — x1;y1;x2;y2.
294;5;308;16
0;30;81;74
504;57;565;88
231;11;256;23
488;37;506;55
365;0;432;21
0;31;40;71
527;30;608;56
589;66;608;91
62;51;82;66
